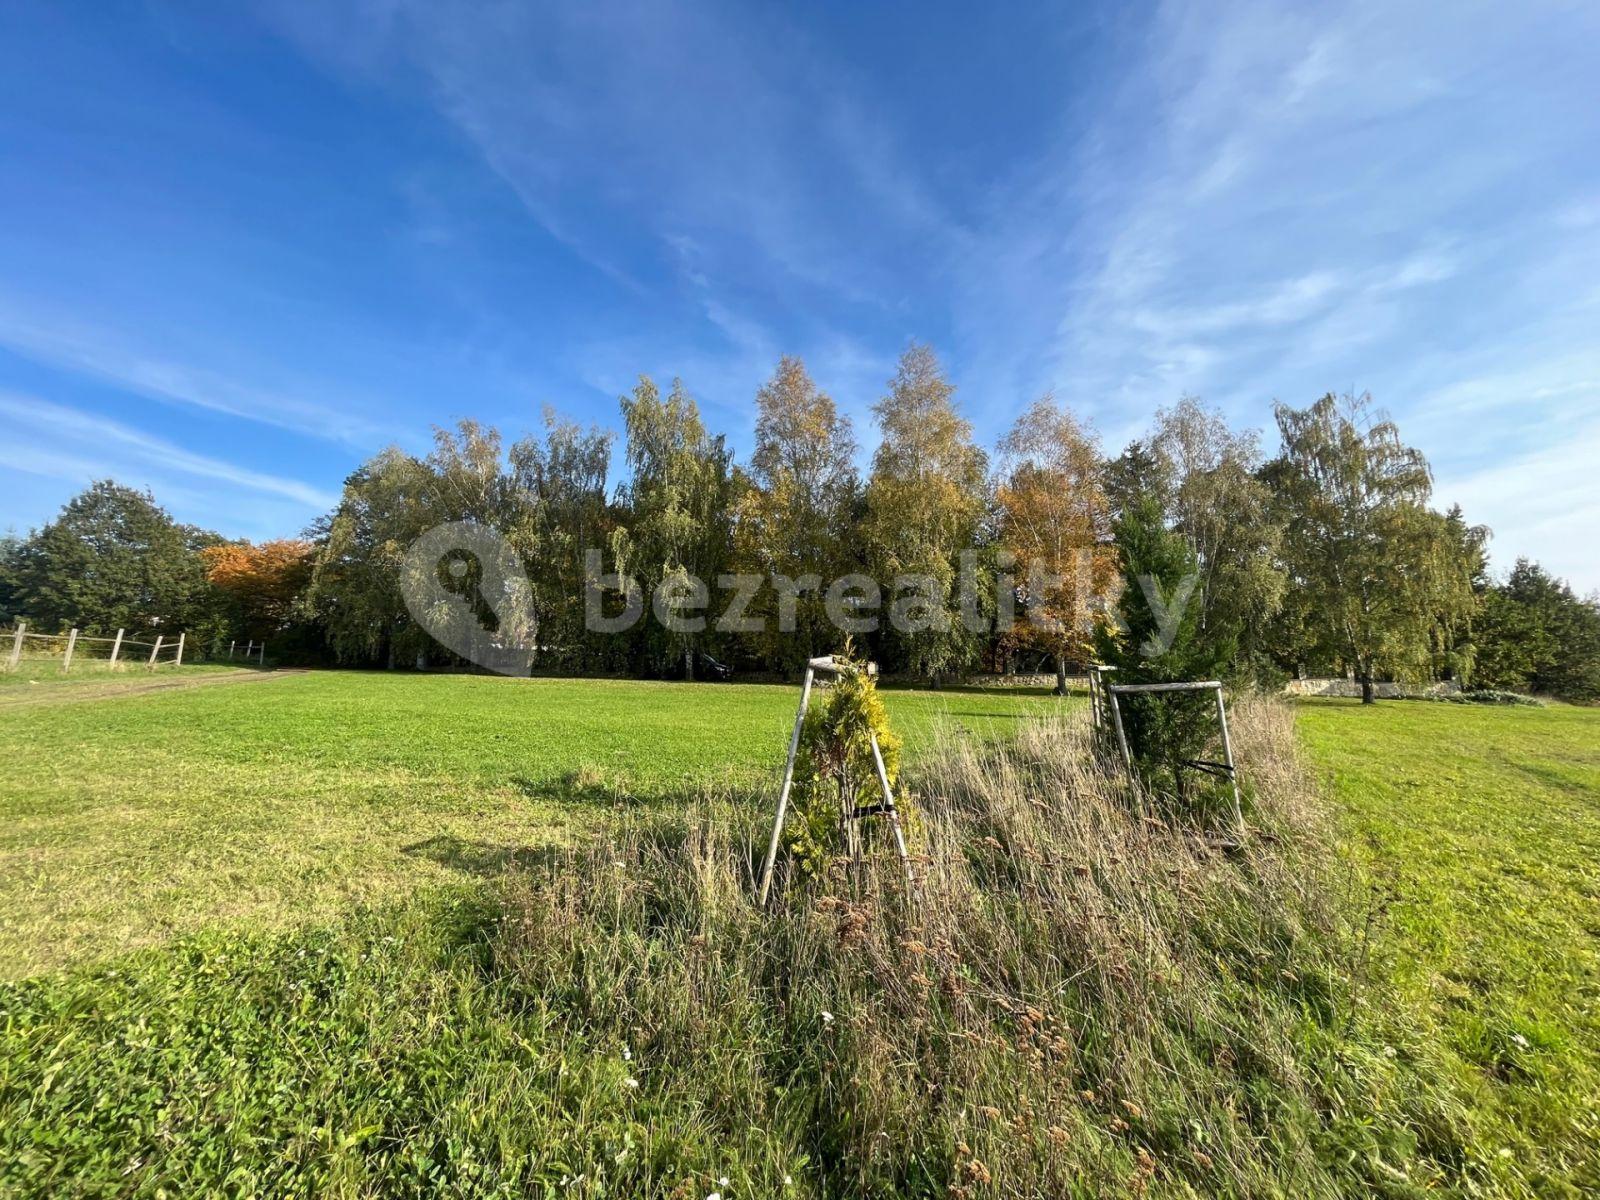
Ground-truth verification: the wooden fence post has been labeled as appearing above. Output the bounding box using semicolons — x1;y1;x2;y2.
62;628;79;674
259;642;266;666
228;640;236;660
1108;688;1134;772
175;632;185;667
7;622;23;670
148;635;163;669
110;628;124;668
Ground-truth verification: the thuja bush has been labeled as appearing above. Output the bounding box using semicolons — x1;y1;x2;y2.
784;653;916;881
1094;494;1239;817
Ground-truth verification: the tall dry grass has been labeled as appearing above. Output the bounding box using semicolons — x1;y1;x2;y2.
495;697;1471;1197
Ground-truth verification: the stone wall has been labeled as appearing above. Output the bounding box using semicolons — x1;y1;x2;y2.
956;673;1082;689
1281;677;1461;699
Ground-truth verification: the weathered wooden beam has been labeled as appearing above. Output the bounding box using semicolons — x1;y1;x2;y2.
1108;688;1134;771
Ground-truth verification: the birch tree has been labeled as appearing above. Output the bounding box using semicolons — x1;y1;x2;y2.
616;376;735;678
1148;398;1285;678
510;410;616;669
733;356;859;667
1263;393;1471;703
861;344;989;682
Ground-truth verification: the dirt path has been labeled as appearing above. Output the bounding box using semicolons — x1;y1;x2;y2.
0;668;309;709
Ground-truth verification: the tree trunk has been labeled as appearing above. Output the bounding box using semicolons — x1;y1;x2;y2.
1360;671;1375;705
1055;655;1068;697
683;645;694;681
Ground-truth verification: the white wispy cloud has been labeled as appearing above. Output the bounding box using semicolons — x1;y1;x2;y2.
1435;420;1600;594
0;392;338;509
0;298;387;447
0;442;133;491
264;0;959;341
256;0;1600;586
940;0;1600;587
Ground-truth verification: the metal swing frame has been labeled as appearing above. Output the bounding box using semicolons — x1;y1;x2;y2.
1104;678;1245;830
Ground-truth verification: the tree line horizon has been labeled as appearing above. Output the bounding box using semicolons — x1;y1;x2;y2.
3;343;1597;703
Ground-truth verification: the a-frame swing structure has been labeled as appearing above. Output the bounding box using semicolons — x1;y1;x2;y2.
1102;677;1246;831
756;655;915;907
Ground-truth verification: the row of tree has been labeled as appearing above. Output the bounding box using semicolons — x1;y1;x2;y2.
2;344;1597;703
0;483;317;658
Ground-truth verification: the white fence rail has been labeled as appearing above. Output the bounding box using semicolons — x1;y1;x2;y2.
3;622;191;673
223;639;268;665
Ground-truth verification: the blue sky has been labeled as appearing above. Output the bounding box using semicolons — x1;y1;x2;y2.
2;0;1597;589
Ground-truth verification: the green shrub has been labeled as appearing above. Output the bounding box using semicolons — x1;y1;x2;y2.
1458;689;1542;706
1425;689;1544;707
784;652;916;883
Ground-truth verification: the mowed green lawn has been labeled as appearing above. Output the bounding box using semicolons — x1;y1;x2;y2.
1296;699;1600;1191
0;669;1062;976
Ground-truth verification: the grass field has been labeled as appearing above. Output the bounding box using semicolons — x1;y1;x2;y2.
1;674;1596;1196
0;658;253;694
1296;699;1600;1193
0;669;1061;976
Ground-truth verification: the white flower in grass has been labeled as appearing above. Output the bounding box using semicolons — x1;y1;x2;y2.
706;1193;722;1200
820;1011;834;1025
719;1178;729;1188
622;1046;632;1061
625;1076;639;1089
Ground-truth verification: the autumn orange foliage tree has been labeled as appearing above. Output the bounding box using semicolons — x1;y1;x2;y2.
996;396;1119;693
201;538;316;637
